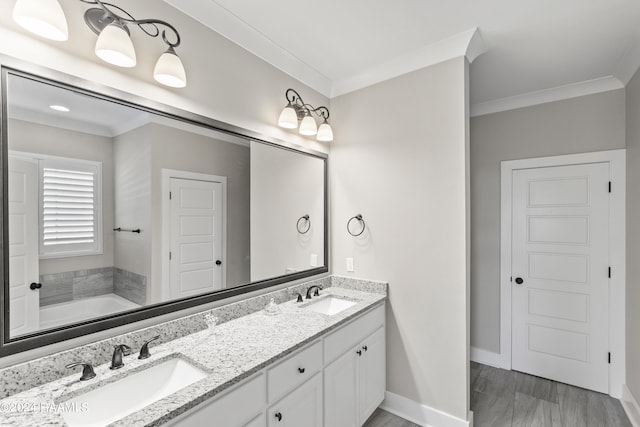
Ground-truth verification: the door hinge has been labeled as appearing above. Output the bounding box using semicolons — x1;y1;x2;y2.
608;267;611;278
169;252;172;260
608;352;611;364
510;276;513;283
169;191;172;200
609;181;612;193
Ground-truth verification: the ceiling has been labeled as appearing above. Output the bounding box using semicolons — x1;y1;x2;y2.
166;0;640;114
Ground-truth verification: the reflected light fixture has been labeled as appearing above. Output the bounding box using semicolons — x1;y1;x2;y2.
278;89;333;142
12;0;187;88
49;105;70;112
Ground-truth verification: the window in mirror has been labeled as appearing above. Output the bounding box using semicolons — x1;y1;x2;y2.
39;156;102;258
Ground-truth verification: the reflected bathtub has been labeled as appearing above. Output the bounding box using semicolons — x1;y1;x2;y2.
39;294;141;330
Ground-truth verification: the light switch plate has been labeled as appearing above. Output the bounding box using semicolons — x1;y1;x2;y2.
346;257;354;272
310;253;318;267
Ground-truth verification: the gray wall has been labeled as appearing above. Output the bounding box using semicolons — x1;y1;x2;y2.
250;141;324;281
626;69;640;404
331;57;470;420
470;89;626;353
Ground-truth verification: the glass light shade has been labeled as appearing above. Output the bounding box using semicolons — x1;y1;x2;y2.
278;106;298;129
299;115;318;136
12;0;68;41
154;48;187;88
316;122;334;142
95;24;136;68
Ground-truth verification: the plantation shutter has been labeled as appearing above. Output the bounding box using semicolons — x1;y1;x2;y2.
39;158;102;257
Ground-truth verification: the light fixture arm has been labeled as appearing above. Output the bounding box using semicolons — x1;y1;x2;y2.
80;0;181;48
284;88;330;122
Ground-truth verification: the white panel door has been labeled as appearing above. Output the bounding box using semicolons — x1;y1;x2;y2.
512;163;609;393
169;178;223;299
8;157;39;336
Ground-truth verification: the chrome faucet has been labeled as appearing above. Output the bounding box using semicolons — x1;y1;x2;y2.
110;344;132;370
305;285;322;299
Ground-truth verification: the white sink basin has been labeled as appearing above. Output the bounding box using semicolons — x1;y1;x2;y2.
61;357;207;427
304;296;357;315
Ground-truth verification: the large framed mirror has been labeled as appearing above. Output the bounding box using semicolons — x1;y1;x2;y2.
0;62;328;356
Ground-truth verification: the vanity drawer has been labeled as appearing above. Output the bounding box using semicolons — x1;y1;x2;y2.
268;340;323;401
324;303;385;364
166;373;265;427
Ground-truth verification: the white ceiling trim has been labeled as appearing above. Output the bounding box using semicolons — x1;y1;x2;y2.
614;43;640;86
470;76;624;117
331;28;486;97
164;0;332;96
9;106;114;137
164;1;486;99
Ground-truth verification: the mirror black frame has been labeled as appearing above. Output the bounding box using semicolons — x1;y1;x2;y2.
0;57;329;357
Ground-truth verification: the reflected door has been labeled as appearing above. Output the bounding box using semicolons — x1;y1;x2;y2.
8;156;40;336
169;178;223;299
511;163;609;393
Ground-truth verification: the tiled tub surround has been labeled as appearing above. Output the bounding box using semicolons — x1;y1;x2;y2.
40;267;147;306
0;278;385;426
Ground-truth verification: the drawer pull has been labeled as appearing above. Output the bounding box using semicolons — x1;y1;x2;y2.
356;350;362;356
275;412;283;421
362;345;368;352
298;367;305;374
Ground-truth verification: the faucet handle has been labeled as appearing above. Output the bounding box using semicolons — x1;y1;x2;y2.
138;336;160;360
119;344;132;356
314;285;323;296
65;362;96;381
296;293;303;303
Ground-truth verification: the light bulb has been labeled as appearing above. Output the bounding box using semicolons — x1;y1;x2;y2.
299;114;317;136
95;23;136;68
154;47;187;88
12;0;68;41
278;105;298;129
316;122;334;142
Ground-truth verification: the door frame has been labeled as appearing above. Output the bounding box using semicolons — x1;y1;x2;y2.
500;149;625;398
161;169;228;300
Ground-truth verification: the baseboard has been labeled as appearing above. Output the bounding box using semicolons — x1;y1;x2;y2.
622;384;640;427
380;391;472;427
470;346;506;369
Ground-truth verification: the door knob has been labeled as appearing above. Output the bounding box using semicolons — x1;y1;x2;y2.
275;412;282;421
514;277;524;285
215;260;222;266
29;282;42;290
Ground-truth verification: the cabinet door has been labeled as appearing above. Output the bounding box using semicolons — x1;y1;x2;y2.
358;327;386;423
268;373;322;427
245;413;266;427
324;348;358;427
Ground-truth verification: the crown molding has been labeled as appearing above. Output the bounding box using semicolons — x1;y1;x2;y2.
331;28;486;97
164;0;332;96
470;76;625;117
614;42;640;85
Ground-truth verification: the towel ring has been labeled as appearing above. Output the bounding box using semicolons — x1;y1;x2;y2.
297;214;311;234
347;214;365;237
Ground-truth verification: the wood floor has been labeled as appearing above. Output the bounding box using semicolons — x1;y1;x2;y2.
471;362;632;427
363;363;633;426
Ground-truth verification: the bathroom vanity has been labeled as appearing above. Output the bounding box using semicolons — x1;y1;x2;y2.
0;278;386;426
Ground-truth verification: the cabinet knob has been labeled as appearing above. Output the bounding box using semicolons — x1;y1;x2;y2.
275;412;283;422
298;367;305;374
356;350;362;356
362;345;368;352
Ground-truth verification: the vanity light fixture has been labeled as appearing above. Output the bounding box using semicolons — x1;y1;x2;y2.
278;89;334;142
11;0;187;88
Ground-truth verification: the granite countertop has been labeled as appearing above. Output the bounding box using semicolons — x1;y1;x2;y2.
0;286;386;427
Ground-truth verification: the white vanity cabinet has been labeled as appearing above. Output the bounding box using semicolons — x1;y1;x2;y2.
267;373;323;426
166;302;385;427
324;328;385;427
